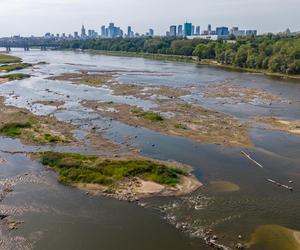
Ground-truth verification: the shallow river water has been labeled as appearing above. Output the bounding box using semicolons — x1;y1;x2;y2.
0;49;300;250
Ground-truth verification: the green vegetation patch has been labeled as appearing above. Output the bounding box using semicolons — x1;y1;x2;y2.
131;108;164;122
36;152;187;187
0;63;32;72
174;123;188;130
0;109;72;145
0;122;32;137
0;54;22;64
0;73;31;81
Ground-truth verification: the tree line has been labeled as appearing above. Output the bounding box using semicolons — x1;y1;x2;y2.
59;34;300;75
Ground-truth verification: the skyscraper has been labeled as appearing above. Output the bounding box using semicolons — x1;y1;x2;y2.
195;26;201;35
81;25;86;37
108;23;115;38
192;25;195;36
170;25;177;36
149;29;154;37
101;25;106;37
178;25;183;36
208;24;212;34
216;27;229;37
127;26;132;37
184;22;192;36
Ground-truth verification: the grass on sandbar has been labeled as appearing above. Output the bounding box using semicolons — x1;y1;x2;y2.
0;63;32;72
131;109;164;122
0;122;32;137
36;152;187;187
0;54;22;64
0;73;31;81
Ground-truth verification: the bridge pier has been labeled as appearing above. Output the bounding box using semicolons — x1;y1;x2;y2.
40;46;47;51
6;46;11;52
24;46;29;51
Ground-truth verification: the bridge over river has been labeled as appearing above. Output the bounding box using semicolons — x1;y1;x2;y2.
0;37;60;51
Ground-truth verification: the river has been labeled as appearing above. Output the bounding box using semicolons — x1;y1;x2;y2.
0;49;300;250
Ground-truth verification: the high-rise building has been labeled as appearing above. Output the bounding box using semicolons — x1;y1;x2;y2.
216;27;229;37
81;25;86;37
170;25;177;36
184;22;192;36
108;23;115;38
149;28;154;37
246;30;257;37
192;25;195;36
127;26;132;37
74;32;79;38
101;25;106;37
178;25;183;36
208;24;212;34
195;26;201;35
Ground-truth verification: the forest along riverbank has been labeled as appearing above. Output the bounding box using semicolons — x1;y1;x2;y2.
0;50;300;250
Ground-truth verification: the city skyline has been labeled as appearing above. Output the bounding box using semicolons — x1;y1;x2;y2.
42;22;259;41
0;0;299;37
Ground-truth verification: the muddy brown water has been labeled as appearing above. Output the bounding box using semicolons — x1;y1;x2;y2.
0;49;300;249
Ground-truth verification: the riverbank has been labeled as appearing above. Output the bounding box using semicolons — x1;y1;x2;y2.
85;50;300;81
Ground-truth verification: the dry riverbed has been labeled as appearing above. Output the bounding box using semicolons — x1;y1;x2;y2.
256;116;300;136
204;83;285;104
0;97;74;145
82;100;252;147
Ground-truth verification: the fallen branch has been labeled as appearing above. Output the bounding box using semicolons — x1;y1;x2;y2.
241;151;264;168
266;178;293;191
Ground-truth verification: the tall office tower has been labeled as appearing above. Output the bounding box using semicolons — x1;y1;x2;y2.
230;27;239;35
192;25;195;35
195;26;200;35
169;25;177;36
245;30;257;37
149;28;154;37
208;24;212;34
216;27;229;37
184;22;192;36
81;25;86;37
108;23;115;38
127;26;132;37
178;25;183;36
74;32;79;38
101;25;106;37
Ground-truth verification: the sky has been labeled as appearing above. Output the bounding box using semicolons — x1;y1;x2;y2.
0;0;299;37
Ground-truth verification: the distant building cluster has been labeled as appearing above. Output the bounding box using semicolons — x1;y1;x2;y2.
42;22;258;41
44;23;155;40
166;23;258;40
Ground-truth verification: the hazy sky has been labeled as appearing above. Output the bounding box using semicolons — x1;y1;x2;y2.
0;0;299;37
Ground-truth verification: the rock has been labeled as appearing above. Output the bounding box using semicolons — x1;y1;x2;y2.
0;214;8;220
236;243;244;249
212;235;218;240
238;234;242;239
